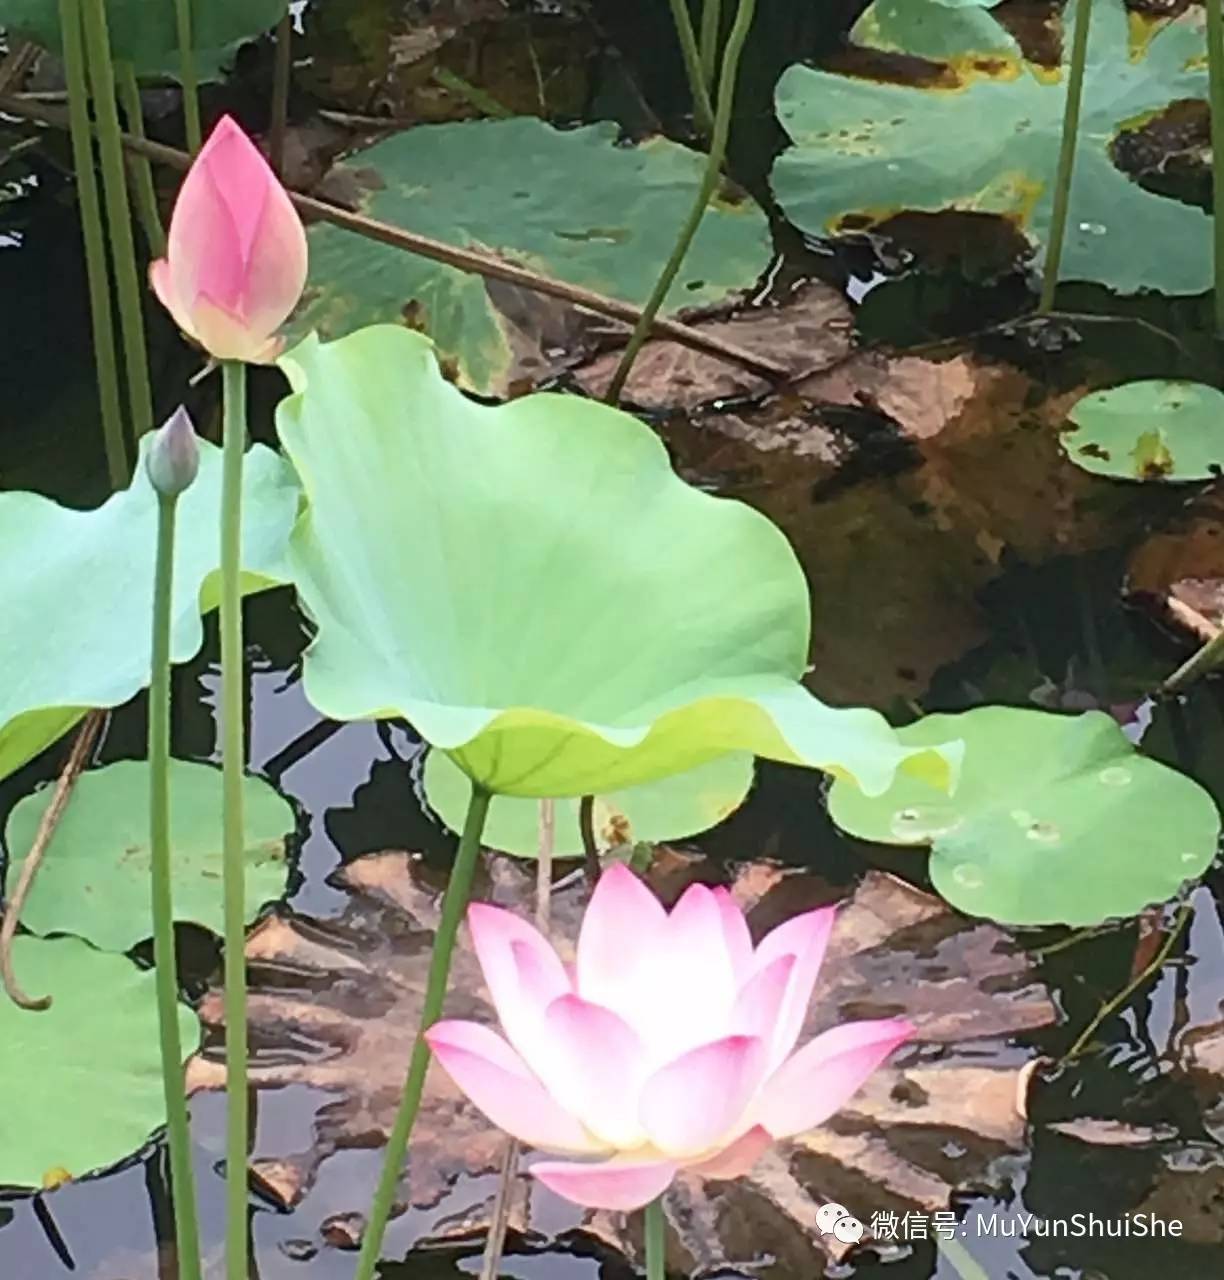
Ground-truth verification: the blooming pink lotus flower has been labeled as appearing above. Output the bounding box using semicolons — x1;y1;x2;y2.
425;865;913;1211
150;116;307;364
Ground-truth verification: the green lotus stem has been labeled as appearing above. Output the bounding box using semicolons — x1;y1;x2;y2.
1207;0;1224;333
666;0;714;136
174;0;201;152
1038;0;1092;313
606;0;757;404
80;0;154;444
1161;626;1224;694
149;491;205;1280
116;62;166;256
645;1197;666;1280
699;0;721;89
220;360;249;1280
58;0;127;489
354;785;493;1280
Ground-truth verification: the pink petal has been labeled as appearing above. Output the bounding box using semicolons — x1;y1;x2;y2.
148;258;196;342
730;954;796;1063
531;1157;677;1211
189;293;273;363
541;994;647;1148
687;1125;773;1179
425;1020;603;1154
756;1018;915;1138
713;886;753;980
235;171;308;336
750;906;836;1062
639;1035;767;1157
576;863;667;1013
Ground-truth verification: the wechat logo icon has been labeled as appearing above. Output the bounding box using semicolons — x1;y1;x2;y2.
816;1202;865;1244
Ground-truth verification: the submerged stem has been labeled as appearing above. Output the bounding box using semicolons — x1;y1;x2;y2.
666;0;714;136
149;492;204;1280
174;0;202;152
605;0;758;404
644;1196;667;1280
1039;0;1092;313
220;360;249;1280
116;62;166;256
59;0;127;487
80;0;154;444
1208;0;1224;333
353;785;493;1280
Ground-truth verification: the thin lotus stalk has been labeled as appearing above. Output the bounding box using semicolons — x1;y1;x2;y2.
174;0;201;152
699;0;722;90
1161;626;1224;694
116;62;166;256
1038;0;1093;313
666;0;714;135
269;9;291;178
1208;0;1224;333
58;0;127;487
149;489;205;1280
79;0;154;443
220;360;250;1280
605;0;758;404
354;786;493;1280
478;797;555;1280
645;1196;666;1280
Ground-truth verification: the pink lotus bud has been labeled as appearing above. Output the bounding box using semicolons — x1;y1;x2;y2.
425;865;914;1211
150;115;307;364
145;405;200;496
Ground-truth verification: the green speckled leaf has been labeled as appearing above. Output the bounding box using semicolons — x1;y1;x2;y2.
828;707;1219;926
772;0;1210;294
292;118;773;396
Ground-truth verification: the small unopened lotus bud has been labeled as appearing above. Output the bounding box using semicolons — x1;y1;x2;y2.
146;406;200;497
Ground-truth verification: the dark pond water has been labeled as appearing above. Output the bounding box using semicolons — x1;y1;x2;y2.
3;1;1224;1277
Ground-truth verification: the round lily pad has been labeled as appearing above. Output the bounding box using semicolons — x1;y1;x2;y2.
423;749;754;857
827;707;1220;926
1062;380;1224;482
0;936;200;1189
6;759;295;951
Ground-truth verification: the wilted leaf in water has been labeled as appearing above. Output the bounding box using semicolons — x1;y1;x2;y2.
5;760;296;952
291;118;773;396
828;707;1220;926
771;0;1211;294
1127;489;1224;640
851;0;1016;60
0;937;199;1189
423;749;754;857
185;851;1053;1269
1062;380;1224;482
276;325;958;797
0;436;298;785
0;0;285;77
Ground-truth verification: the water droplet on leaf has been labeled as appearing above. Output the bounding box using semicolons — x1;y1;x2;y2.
952;863;983;889
1027;821;1060;844
1098;766;1131;787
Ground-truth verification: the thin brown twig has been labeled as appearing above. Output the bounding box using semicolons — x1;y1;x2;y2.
0;42;39;96
1;711;105;1011
0;93;790;382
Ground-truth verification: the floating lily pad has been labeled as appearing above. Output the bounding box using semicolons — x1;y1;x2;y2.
423;749;754;857
6;760;296;952
0;436;298;785
293;118;773;396
0;0;285;78
772;0;1211;294
851;0;1015;60
827;707;1220;926
1062;380;1224;482
0;936;199;1189
277;325;959;798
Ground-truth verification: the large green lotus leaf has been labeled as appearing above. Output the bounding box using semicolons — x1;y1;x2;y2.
1062;380;1224;482
772;0;1211;294
0;436;298;785
0;0;285;78
277;325;960;799
852;0;1015;60
0;936;199;1189
6;759;295;951
828;707;1220;927
292;118;774;397
423;748;754;857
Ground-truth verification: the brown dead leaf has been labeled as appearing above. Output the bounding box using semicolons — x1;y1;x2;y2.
186;852;1054;1272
